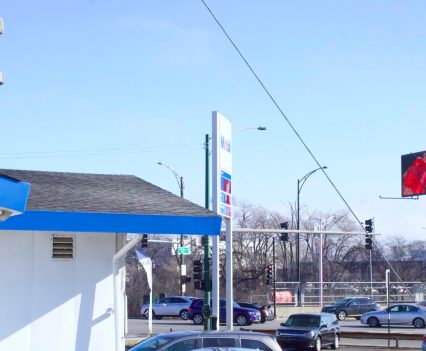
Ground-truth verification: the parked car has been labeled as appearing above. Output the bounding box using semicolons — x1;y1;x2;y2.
390;285;410;294
276;312;340;351
237;302;274;323
321;297;380;321
360;303;426;328
362;287;380;295
336;284;359;294
141;296;195;320
188;299;261;326
127;330;282;351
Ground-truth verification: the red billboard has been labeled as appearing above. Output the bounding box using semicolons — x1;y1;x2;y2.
270;289;294;304
401;151;426;197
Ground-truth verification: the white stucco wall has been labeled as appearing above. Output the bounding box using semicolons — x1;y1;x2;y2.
0;230;124;351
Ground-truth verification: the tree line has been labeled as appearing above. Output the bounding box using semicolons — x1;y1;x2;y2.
126;200;426;317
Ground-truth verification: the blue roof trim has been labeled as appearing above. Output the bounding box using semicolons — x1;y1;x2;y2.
0;210;222;235
0;176;31;213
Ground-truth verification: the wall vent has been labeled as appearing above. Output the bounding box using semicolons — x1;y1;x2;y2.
52;236;74;259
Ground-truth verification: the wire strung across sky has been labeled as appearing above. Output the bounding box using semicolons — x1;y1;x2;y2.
0;143;204;160
199;0;415;297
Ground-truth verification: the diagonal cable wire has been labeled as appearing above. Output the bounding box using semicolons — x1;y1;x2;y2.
0;144;204;160
199;0;419;303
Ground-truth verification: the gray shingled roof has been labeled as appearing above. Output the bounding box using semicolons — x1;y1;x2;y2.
0;169;217;217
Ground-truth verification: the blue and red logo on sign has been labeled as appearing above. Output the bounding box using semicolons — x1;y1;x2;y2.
220;171;232;217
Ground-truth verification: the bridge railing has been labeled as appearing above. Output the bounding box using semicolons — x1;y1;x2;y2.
273;281;425;306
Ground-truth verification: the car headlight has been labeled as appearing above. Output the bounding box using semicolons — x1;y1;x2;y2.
305;331;315;337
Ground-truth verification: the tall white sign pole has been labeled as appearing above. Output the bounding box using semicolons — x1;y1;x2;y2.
212;111;233;330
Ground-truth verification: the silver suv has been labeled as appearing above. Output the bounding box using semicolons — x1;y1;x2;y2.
128;330;282;351
141;296;195;320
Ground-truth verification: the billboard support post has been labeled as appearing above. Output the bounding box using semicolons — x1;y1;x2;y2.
212;111;233;330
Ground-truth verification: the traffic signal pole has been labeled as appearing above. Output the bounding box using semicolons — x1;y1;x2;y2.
365;218;374;297
203;134;211;330
272;237;276;318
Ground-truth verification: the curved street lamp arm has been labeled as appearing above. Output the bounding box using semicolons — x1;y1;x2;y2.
298;166;327;193
157;162;184;197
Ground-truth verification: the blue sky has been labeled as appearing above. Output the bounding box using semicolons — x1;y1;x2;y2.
1;1;425;239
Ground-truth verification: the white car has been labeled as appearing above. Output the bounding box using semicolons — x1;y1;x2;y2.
141;296;195;320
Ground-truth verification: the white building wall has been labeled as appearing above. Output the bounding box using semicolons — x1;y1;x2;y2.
0;230;123;351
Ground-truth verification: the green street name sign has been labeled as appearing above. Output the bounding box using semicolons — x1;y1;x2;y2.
177;246;191;255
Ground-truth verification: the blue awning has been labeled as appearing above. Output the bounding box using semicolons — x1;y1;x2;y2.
0;169;222;235
0;210;221;235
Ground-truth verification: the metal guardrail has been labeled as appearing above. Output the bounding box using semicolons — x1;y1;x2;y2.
273;281;425;306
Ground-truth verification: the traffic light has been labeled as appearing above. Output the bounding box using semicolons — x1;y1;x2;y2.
365;219;373;233
141;234;148;248
193;259;204;290
181;276;191;284
280;222;289;242
365;235;373;250
201;236;210;246
265;264;273;285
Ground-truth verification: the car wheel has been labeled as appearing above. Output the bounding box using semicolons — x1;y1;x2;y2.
179;309;189;320
331;334;339;350
144;309;159;319
337;310;347;321
413;317;425;328
367;317;380;327
315;336;322;351
236;314;248;326
193;313;204;325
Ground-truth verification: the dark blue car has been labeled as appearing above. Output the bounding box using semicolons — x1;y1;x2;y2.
188;298;261;326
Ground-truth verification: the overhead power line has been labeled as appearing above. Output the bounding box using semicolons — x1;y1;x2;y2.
0;143;203;160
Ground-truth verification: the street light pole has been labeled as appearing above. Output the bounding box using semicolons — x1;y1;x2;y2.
319;231;323;308
296;166;327;305
157;162;185;296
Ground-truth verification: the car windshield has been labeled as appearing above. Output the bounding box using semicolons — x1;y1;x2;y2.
129;334;174;351
335;298;352;305
285;315;320;328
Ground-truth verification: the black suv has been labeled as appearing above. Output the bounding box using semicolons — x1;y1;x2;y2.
321;297;380;321
276;313;340;351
